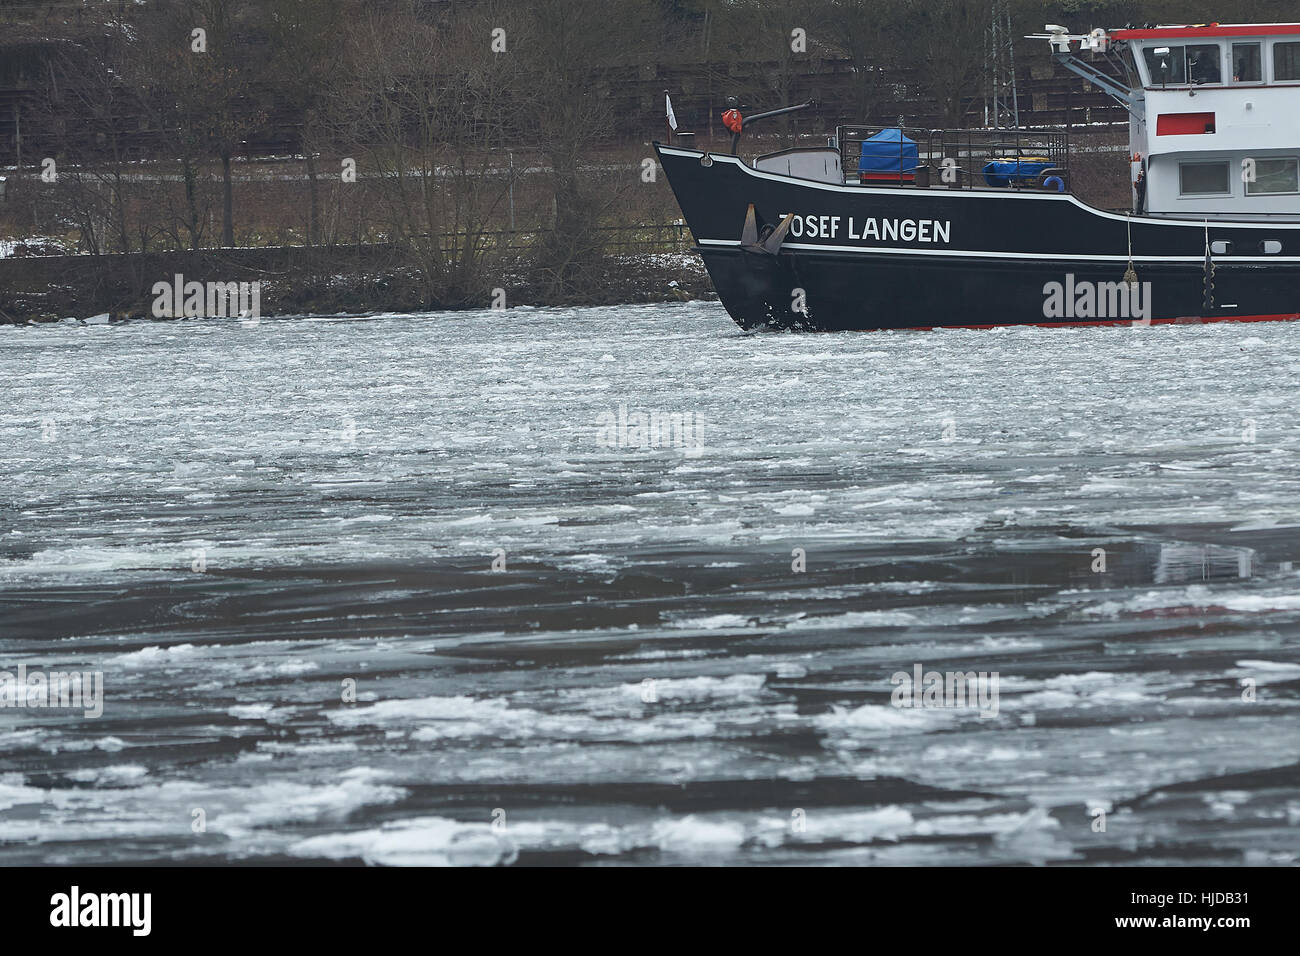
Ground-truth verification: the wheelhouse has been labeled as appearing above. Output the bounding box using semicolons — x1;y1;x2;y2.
1046;23;1300;220
1120;25;1300;88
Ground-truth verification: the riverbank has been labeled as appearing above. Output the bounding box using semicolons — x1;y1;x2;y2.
0;245;715;324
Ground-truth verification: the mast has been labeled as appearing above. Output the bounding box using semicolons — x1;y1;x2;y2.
984;0;1020;128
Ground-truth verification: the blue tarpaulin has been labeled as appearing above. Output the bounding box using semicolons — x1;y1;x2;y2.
858;128;919;174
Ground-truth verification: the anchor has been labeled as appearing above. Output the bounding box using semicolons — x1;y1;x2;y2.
740;203;795;255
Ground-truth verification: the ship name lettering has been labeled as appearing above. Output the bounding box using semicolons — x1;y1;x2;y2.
782;214;951;245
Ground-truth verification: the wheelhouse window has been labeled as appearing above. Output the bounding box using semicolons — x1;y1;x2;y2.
1179;161;1231;196
1232;43;1262;82
1246;157;1300;195
1186;45;1222;84
1274;41;1300;81
1143;44;1223;85
1145;45;1186;84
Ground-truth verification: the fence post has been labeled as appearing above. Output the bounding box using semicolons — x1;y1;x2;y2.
508;151;515;232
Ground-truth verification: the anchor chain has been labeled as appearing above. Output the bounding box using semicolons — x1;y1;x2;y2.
1202;222;1215;313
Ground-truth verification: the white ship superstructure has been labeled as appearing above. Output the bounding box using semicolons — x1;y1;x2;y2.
1045;23;1300;220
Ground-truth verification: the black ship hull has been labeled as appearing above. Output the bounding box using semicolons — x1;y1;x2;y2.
655;143;1300;332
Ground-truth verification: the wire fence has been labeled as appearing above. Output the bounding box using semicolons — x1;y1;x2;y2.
420;223;695;256
0;224;697;261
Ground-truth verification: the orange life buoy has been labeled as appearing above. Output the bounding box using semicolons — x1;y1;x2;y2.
722;109;743;134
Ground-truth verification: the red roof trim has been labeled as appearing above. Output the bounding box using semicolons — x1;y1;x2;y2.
1111;24;1300;40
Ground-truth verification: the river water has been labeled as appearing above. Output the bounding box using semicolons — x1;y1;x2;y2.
1;303;1298;865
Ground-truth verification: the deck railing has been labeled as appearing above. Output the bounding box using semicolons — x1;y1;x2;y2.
835;125;1072;192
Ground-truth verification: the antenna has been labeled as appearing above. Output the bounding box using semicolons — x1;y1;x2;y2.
984;0;1020;129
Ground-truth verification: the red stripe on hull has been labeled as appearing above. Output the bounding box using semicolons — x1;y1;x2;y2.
895;313;1300;331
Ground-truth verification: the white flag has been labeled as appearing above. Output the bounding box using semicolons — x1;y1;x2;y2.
666;93;678;132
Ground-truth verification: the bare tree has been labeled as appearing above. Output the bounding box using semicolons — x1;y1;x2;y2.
704;0;823;146
337;0;522;307
265;0;352;246
817;0;902;123
124;0;264;248
894;0;988;127
514;0;663;300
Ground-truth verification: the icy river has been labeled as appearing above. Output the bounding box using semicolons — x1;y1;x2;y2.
1;302;1298;865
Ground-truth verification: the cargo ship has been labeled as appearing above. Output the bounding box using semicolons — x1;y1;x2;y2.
655;23;1300;331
